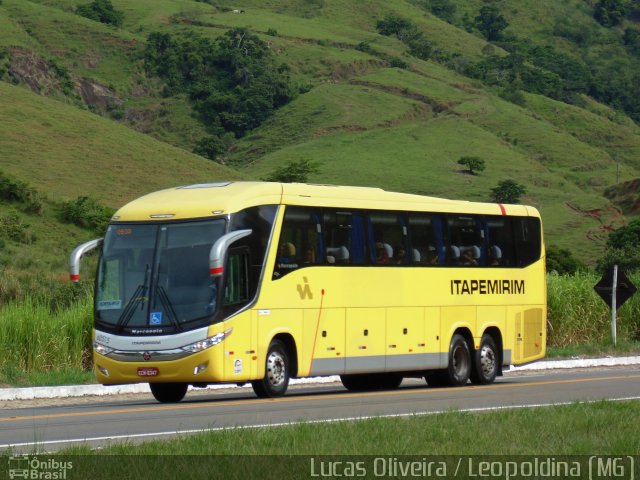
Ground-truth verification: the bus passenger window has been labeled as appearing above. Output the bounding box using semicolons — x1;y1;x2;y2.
514;217;541;267
485;217;513;267
324;210;367;265
273;206;321;279
369;212;406;265
407;214;442;266
446;216;484;266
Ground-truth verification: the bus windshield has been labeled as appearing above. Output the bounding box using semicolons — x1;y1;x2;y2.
96;220;226;333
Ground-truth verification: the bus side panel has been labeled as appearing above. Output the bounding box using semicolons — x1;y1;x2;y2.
345;307;385;373
476;306;506;348
506;306;523;364
222;312;254;381
386;307;424;371
522;306;545;363
308;308;346;375
424;307;443;369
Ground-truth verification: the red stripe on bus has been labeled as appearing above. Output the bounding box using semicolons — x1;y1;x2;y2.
498;204;506;215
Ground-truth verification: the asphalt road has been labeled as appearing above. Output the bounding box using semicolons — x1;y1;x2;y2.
1;367;639;453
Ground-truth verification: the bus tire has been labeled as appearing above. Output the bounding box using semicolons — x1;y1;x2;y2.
426;333;471;388
252;339;290;398
447;334;471;386
470;334;498;385
149;383;188;403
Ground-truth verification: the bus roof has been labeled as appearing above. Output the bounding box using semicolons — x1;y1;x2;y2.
112;181;538;221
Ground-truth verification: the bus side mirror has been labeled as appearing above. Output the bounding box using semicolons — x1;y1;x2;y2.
69;238;103;282
209;229;252;278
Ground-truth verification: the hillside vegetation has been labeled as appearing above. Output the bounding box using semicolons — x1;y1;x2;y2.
2;0;640;278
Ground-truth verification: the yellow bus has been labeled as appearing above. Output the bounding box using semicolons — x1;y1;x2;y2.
70;182;546;403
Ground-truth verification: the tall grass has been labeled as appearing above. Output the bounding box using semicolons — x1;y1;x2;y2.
0;294;92;375
547;271;640;346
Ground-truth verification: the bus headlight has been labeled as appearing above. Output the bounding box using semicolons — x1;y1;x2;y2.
181;328;233;353
94;341;114;356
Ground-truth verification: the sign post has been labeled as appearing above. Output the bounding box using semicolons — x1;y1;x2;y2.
594;265;636;346
611;265;617;346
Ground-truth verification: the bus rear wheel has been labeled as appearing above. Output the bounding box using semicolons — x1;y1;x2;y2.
252;339;290;398
426;334;471;387
149;383;188;403
470;334;498;385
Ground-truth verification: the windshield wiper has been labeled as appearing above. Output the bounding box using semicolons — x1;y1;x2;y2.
116;265;150;331
155;285;182;332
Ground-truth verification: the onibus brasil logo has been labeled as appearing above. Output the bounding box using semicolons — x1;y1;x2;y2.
8;456;73;479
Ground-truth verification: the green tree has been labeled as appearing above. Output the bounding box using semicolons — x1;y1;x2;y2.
490;179;526;204
376;15;420;42
624;28;640;56
457;156;486;175
474;6;508;42
262;159;320;183
414;0;457;23
376;15;433;60
593;0;629;27
427;0;456;23
144;29;295;139
76;0;124;27
597;217;640;272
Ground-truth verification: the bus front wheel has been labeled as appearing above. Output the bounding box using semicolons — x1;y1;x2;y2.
252;339;290;398
470;334;498;385
149;382;188;403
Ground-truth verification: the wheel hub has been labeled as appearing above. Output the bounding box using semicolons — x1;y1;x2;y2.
266;351;285;386
480;345;496;376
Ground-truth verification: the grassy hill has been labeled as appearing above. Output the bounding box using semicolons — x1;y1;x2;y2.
0;81;242;277
2;0;640;280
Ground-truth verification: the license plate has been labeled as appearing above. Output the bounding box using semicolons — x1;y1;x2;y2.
137;367;159;377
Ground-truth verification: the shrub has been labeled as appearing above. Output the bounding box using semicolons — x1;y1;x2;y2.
0;171;44;214
0;211;33;244
193;135;228;162
388;57;409;69
262;159;320;183
76;0;124;27
546;245;587;275
376;15;433;60
60;196;115;234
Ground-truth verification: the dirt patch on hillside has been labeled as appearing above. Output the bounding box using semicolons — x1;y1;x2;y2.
9;48;61;95
604;178;640;215
75;77;122;110
8;47;122;110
